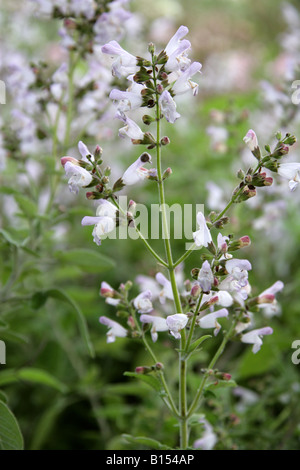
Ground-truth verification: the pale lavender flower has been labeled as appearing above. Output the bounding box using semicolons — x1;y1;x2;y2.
278;162;300;191
225;259;252;287
109;80;144;112
217;233;229;253
166;314;189;339
133;290;153;314
198;309;229;336
116;111;144;140
81;216;116;246
241;327;273;353
258;281;284;318
171;62;202;96
193;418;217;450
156;273;173;304
140;314;168;342
165;37;191;72
243;129;258;152
198;260;214;293
201;290;233;308
122;153;153;185
99;316;127;343
63;161;92;194
159;90;181;123
193;212;212;247
101;40;138;78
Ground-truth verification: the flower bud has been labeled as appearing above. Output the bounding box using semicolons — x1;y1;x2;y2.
252;172;273;187
135;366;152;374
235;185;256;202
191;283;201;297
156;84;164;94
94;145;103;159
284;133;296;145
142;115;155;126
163;167;172;180
160;136;170;146
148;42;155;54
127;316;135;329
191;268;200;280
272;143;289;158
237;169;245;180
155;362;164;370
61;156;80;167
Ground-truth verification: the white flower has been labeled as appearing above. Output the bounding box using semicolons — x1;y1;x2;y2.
165;25;189;57
95;199;118;218
171;62;202;96
201;290;233;308
122;153;153;185
278;162;300;191
133;290;153;314
78;140;94;162
258;281;284;318
156;272;173;304
166;313;189;339
99;316;127;343
135;275;161;299
193;212;212;247
140;314;168;342
217;233;229;252
193;418;217;450
109;80;144;112
243;129;258;152
225;259;252;287
165;39;191;73
198;309;229;336
198;260;214;293
101;40;138;78
81;213;116;246
63;161;92;194
241;326;273;354
116;111;144;140
159;90;181;124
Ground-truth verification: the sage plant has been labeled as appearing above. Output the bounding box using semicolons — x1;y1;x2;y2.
61;26;297;449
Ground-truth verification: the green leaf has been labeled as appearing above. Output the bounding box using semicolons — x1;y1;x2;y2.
124;372;162;392
122;434;171;450
0;391;8;403
54;249;115;273
0;228;28;247
188;335;212;354
31;288;94;358
0;401;24;450
204;379;237;392
15;194;38;218
17;368;68;393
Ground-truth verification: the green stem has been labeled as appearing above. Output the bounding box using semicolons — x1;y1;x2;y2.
173;243;196;268
188;319;237;417
152;57;187;448
109;196;168;268
131;309;179;417
185;292;203;353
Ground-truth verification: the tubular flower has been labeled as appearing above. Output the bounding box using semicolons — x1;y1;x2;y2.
140;314;168;342
99;316;127;343
198;309;229;336
241;327;273;354
133;290;153;314
193;212;212;247
166;314;189;339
